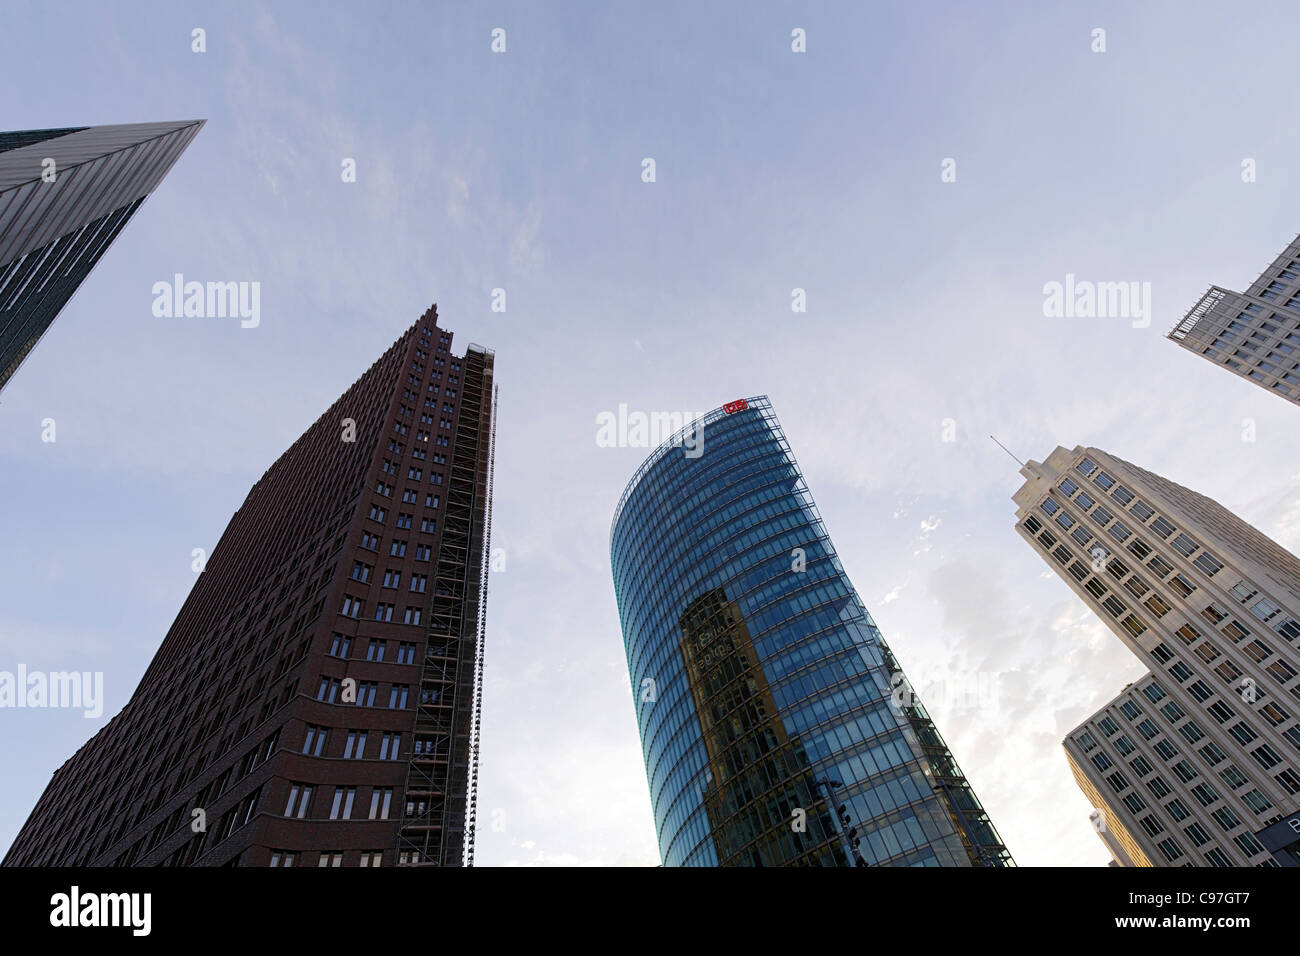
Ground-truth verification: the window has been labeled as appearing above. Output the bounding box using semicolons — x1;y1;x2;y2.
366;639;387;662
1267;658;1297;684
409;574;428;593
330;787;356;820
318;852;344;867
390;540;408;557
359;851;384;867
1160;700;1186;723
1157;839;1184;863
1111;484;1135;506
1230;581;1257;603
1171;533;1199;558
1227;722;1257;746
316;678;340;703
354;682;378;707
1233;832;1266;857
403;607;422;626
369;787;393;820
368;505;387;523
421;517;438;534
1147;555;1174;579
1178;721;1204;744
1250;744;1283;769
1183;822;1211;847
344;731;367;759
1143;594;1171;617
350;562;372;583
1198;741;1227;765
415;544;432;562
379;733;401;760
389;685;410;709
1242;789;1273;814
397;642;417;664
1094;471;1115;490
360;532;380;551
1130;500;1154;522
1141;682;1167;703
341;595;363;618
269;851;296;867
1210;806;1240;832
1206;700;1236;723
284;783;313;818
1193;552;1224;577
1076;457;1098;476
383;569;401;588
1168;573;1196;598
374;603;394;622
1165;799;1190;822
302;726;327;757
328;634;351;659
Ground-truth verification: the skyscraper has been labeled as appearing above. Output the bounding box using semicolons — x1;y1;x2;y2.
2;307;496;867
1013;445;1300;867
1168;235;1300;406
0;120;204;393
610;396;1012;867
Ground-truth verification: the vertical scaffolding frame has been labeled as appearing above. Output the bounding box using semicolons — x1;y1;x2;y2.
396;346;495;866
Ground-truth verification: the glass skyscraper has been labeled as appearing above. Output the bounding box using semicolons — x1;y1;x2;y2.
610;396;1012;866
0;120;204;392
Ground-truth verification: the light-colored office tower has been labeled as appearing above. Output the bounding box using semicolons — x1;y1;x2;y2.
1013;446;1300;867
1168;235;1300;407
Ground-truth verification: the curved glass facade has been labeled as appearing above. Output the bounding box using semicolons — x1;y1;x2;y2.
611;396;1013;867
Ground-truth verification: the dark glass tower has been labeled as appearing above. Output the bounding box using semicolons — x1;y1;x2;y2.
611;396;1012;866
3;307;496;867
0;120;204;392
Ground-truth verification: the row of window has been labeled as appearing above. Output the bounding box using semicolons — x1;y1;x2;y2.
339;595;426;625
315;678;426;709
349;564;429;593
301;726;403;760
283;783;394;820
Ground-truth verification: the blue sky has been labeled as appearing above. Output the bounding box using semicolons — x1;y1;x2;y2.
3;0;1300;866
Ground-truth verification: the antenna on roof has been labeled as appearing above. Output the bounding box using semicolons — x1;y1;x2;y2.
990;435;1025;467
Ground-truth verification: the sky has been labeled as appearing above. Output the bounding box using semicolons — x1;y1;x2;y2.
2;0;1300;867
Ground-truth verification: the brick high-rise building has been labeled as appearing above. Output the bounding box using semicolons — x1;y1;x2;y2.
1013;446;1300;867
0;121;204;393
2;307;496;867
1168;235;1300;407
